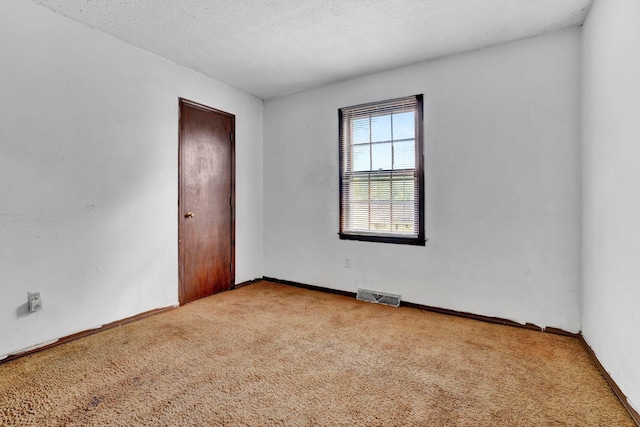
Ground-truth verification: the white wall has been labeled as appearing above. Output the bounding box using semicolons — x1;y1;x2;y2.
582;0;640;413
0;0;263;358
264;28;582;332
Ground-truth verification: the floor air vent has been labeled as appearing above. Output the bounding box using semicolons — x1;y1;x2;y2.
356;289;401;307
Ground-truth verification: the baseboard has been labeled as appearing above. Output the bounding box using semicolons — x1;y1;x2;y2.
234;277;263;289
1;305;176;365
3;279;268;364
263;276;576;337
263;276;357;299
580;336;640;426
401;300;578;337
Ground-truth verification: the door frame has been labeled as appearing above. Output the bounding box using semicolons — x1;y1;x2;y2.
178;98;235;305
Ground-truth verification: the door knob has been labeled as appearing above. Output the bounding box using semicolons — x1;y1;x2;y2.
185;212;195;218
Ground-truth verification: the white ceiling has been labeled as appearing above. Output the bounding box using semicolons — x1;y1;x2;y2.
31;0;593;100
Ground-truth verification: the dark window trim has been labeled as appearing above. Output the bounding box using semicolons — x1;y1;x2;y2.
338;94;425;246
338;232;425;246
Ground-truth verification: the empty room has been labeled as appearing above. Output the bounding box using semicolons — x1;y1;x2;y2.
1;0;638;425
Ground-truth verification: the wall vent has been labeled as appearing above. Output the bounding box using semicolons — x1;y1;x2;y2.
356;289;401;307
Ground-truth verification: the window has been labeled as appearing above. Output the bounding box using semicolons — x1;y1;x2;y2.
339;95;425;246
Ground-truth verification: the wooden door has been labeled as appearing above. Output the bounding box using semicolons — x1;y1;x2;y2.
178;99;235;305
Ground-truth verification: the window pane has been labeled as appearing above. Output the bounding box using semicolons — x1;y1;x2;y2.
370;201;391;231
371;142;392;170
392;111;415;140
352;117;370;144
391;177;415;233
393;139;415;169
370;178;390;201
351;177;369;201
392;203;414;233
352;144;370;171
351;202;369;231
392;178;414;201
371;114;391;142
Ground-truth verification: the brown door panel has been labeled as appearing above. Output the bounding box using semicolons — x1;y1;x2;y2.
179;99;235;305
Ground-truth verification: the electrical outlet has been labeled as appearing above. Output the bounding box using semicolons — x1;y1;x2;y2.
28;291;41;302
27;291;42;312
29;299;42;312
344;258;351;268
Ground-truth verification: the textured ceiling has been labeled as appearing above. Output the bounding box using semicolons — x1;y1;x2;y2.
30;0;593;99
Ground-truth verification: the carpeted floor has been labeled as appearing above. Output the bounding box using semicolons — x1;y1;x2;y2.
0;280;635;426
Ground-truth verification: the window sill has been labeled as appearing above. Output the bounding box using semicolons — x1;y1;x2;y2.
338;233;426;246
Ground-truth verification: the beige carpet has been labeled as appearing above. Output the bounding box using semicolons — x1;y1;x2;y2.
0;281;634;426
